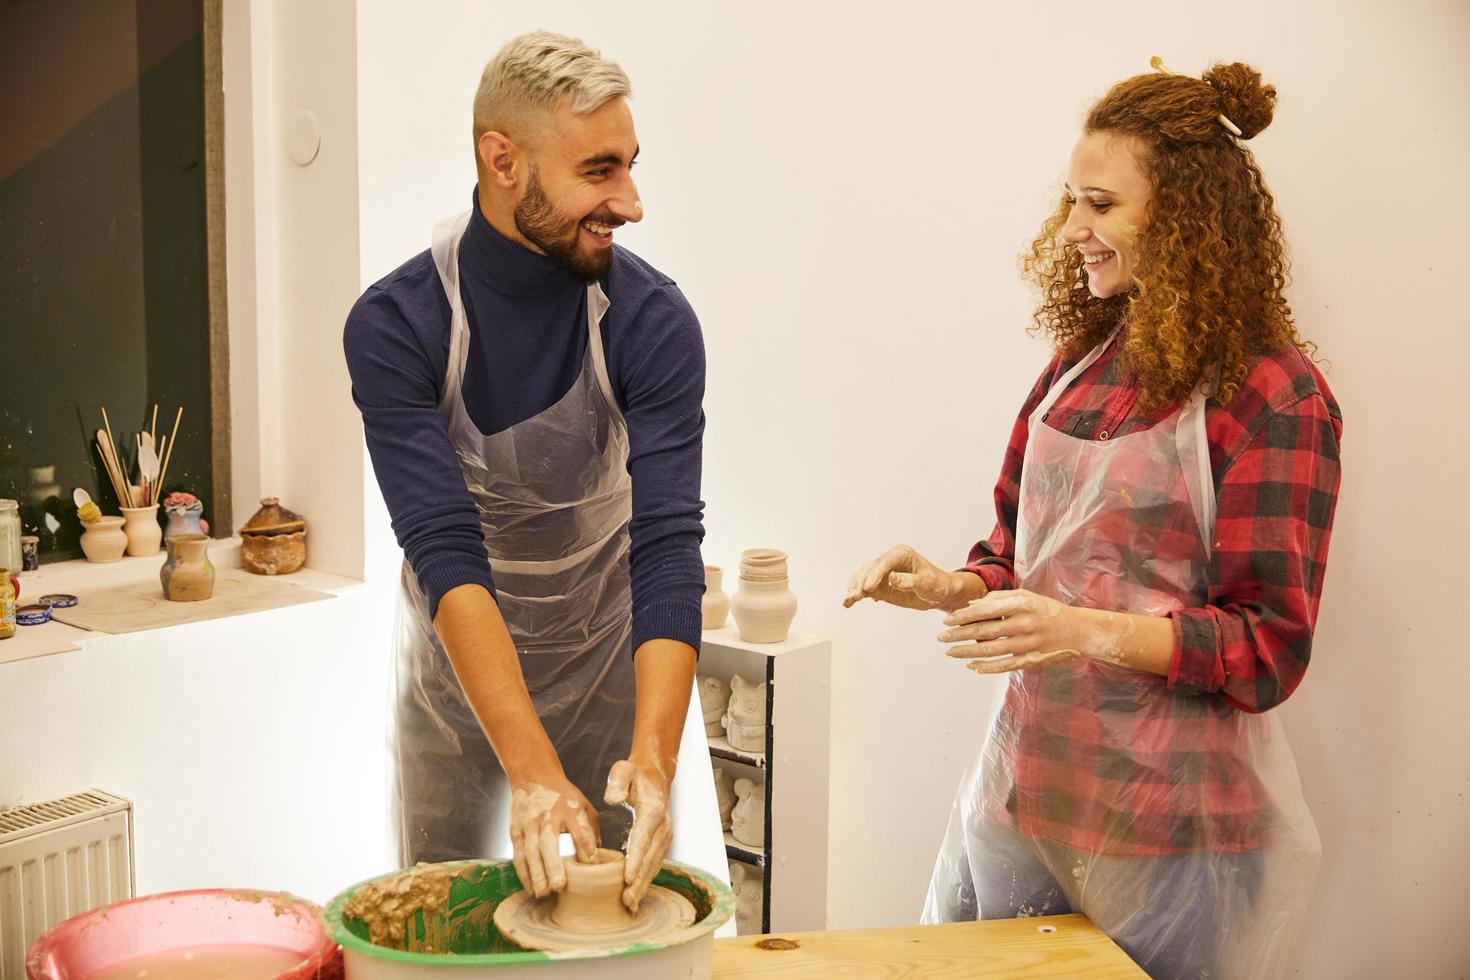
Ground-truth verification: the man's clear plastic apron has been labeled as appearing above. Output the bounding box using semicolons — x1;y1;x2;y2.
392;210;726;891
922;331;1320;979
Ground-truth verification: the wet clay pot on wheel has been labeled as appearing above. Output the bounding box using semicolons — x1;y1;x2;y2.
160;534;215;602
554;849;636;933
493;847;697;952
239;497;306;575
729;549;797;643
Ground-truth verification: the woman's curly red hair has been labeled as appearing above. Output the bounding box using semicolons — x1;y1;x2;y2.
1024;62;1313;409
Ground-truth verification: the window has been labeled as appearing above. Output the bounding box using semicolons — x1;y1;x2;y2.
0;0;229;563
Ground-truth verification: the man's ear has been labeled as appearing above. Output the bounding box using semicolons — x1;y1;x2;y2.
477;130;520;189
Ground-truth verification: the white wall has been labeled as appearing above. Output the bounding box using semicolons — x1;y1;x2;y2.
0;585;396;904
230;0;366;580
349;2;1470;975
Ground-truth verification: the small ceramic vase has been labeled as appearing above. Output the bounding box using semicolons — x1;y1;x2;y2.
160;534;214;602
730;862;764;936
119;504;161;557
79;516;127;563
163;502;206;541
699;675;731;737
722;674;768;753
240;497;306;574
731;777;766;848
702;565;730;630
713;764;736;830
730;548;797;643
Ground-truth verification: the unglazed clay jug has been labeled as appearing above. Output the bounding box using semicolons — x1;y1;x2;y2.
730;548;797;643
79;516;127;563
702;565;730;630
160;533;215;601
120;504;162;557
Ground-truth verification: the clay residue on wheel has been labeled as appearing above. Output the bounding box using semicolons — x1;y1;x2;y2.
341;864;459;950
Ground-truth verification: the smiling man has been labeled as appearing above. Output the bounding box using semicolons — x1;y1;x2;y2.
344;31;721;913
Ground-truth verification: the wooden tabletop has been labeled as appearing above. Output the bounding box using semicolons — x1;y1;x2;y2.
712;914;1146;978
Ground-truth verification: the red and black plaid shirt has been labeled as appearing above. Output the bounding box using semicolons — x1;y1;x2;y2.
966;335;1343;854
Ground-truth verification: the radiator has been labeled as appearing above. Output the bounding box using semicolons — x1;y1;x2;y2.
0;790;134;979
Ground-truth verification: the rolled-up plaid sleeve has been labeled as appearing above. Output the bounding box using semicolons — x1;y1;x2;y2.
1169;380;1344;712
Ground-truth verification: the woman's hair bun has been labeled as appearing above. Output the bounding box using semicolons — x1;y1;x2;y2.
1202;62;1276;140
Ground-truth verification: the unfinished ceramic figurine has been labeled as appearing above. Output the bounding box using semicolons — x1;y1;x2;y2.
722;674;767;753
713;763;736;830
699;675;731;737
731;777;765;848
729;862;764;936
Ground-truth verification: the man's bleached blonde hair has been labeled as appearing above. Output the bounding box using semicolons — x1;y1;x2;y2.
472;31;631;150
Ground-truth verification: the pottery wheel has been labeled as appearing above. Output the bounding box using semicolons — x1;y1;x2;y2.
494;885;695;952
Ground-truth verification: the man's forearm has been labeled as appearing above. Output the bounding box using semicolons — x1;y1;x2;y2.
629;638;697;778
433;583;558;780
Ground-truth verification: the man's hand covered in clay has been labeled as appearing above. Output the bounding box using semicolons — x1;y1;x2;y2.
843;544;988;612
509;776;600;899
605;755;673;912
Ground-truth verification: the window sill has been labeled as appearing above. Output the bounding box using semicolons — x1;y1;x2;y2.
1;537;363;666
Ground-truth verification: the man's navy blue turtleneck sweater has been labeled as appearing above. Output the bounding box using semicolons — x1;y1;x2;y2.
344;195;706;651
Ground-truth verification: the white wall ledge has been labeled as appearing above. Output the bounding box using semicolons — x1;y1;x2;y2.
1;537;363;666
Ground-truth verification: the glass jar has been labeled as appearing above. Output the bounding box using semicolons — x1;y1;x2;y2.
0;499;21;576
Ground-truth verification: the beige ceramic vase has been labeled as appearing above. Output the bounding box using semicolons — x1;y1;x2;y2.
79;516;127;563
730;549;797;643
552;849;635;933
702;565;730;630
120;504;162;557
160;534;215;602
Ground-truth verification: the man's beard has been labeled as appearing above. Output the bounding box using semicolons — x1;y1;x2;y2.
514;168;614;284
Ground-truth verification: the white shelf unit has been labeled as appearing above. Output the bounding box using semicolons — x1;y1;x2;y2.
698;624;830;934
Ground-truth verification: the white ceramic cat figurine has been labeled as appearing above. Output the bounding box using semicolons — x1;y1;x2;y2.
722;674;767;753
729;862;764;936
699;675;730;737
731;777;766;847
712;763;736;830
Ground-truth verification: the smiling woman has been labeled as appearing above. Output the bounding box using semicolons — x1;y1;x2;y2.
846;58;1341;980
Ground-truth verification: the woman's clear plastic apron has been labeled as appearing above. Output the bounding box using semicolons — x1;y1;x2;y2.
922;331;1320;979
392;210;726;890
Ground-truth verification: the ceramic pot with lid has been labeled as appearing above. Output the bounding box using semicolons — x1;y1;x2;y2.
239;497;307;575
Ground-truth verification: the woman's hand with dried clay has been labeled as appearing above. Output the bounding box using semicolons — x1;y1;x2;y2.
509;775;600;899
605;755;673;912
938;588;1086;673
843;544;987;611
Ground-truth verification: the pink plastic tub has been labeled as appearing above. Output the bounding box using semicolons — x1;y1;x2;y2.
27;889;342;980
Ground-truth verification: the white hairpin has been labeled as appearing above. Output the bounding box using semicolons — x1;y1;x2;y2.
1150;56;1243;138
